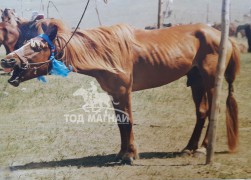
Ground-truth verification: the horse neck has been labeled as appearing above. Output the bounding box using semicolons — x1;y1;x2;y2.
54;28;130;77
53;33;97;76
14;33;24;51
18;21;39;41
0;30;11;54
0;24;19;54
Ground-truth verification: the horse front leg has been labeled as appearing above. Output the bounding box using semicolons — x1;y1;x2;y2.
112;92;138;165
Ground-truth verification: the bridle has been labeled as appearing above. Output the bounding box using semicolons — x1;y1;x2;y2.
32;34;56;74
13;0;91;76
25;60;51;75
17;34;57;73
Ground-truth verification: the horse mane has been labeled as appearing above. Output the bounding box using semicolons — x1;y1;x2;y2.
50;19;138;73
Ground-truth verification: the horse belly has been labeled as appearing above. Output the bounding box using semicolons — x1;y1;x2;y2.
132;61;192;91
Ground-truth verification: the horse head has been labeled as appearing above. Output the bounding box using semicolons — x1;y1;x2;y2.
0;19;59;86
0;9;45;57
1;18;61;86
1;8;18;26
0;22;20;54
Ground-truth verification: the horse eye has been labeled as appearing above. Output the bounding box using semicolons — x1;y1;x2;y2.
31;46;42;52
31;42;44;52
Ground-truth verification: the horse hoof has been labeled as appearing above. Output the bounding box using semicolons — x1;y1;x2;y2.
115;150;127;162
180;149;192;157
121;157;134;165
114;155;122;162
193;147;207;158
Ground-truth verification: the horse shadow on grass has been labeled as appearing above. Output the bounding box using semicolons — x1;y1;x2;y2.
9;152;181;171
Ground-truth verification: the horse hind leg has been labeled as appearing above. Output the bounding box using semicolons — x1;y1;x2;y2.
193;87;214;157
200;45;240;154
187;63;217;157
182;67;208;156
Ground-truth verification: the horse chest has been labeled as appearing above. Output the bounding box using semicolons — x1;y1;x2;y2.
93;71;132;96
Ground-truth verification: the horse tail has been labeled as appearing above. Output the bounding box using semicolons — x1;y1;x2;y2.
224;38;240;152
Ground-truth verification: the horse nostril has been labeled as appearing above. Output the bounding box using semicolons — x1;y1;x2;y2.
1;59;7;68
1;58;17;68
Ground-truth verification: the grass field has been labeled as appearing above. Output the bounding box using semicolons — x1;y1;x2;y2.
0;0;251;178
0;49;250;179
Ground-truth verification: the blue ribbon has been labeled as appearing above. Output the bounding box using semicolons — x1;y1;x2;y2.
37;34;72;82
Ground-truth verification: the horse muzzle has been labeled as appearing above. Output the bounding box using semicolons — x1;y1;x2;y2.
1;58;17;69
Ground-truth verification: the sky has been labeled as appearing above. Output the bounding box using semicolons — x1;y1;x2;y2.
1;0;251;29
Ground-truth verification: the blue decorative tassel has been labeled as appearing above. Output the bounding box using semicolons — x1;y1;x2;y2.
37;76;47;83
36;34;72;83
50;59;71;77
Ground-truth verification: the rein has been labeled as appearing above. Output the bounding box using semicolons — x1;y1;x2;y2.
37;34;71;78
34;0;91;76
10;0;91;82
55;0;90;58
25;60;51;74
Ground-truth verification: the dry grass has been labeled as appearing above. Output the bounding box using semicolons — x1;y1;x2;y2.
0;0;251;177
0;52;250;179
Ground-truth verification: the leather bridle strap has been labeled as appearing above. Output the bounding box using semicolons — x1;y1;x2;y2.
38;34;56;60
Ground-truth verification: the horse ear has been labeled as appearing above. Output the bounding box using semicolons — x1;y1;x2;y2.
41;22;48;33
42;22;58;41
35;20;47;34
47;24;58;41
0;9;3;14
15;17;22;25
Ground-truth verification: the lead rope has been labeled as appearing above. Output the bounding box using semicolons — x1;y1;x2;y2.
37;0;91;82
55;0;91;60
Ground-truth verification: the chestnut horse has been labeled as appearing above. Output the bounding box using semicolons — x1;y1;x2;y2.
1;8;27;26
0;20;43;56
211;22;237;37
0;9;21;54
1;19;240;164
0;22;20;54
0;8;44;55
